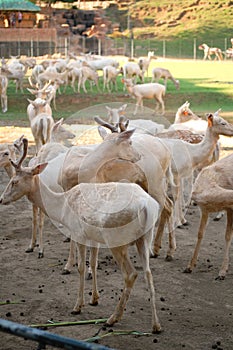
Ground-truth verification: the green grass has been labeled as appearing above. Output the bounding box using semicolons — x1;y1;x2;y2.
106;0;233;58
1;58;233;125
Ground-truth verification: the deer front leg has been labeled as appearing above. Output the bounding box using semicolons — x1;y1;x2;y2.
217;209;233;280
184;210;209;273
133;96;142;115
26;204;38;253
72;243;86;315
38;209;45;258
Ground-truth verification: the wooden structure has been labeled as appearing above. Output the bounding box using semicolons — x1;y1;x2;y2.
0;28;57;57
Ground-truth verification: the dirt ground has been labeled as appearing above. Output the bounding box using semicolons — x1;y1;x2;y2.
0;124;233;350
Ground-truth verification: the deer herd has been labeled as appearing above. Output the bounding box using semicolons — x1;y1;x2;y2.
0;50;233;334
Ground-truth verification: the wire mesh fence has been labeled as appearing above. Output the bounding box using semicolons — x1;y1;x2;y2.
0;31;232;59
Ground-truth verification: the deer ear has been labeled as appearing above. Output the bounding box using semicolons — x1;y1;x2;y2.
98;126;108;140
116;128;135;144
52;118;63;131
32;163;48;175
207;114;213;127
27;98;34;105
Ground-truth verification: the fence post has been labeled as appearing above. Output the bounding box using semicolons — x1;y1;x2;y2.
224;37;227;60
31;38;33;57
98;38;101;56
82;36;86;53
17;39;20;57
37;35;39;57
163;40;166;58
130;30;134;58
49;37;52;56
193;38;196;60
65;37;68;57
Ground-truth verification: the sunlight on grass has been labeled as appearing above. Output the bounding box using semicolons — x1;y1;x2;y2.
1;58;233;122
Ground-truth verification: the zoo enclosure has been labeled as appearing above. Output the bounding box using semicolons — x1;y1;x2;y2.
0;28;232;59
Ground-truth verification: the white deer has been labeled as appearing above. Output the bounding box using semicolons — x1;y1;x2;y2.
151;67;180;90
184;153;233;280
6;130;140;259
157;112;233;231
0;144;162;333
138;51;155;80
122;78;166;115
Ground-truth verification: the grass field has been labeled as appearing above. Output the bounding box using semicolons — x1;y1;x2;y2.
1;58;233;125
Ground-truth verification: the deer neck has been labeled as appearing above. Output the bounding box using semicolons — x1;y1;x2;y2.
27;176;67;223
169;75;176;85
78;143;114;183
4;164;15;178
125;84;133;94
191;127;219;168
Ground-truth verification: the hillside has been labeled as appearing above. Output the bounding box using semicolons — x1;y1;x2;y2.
105;0;233;42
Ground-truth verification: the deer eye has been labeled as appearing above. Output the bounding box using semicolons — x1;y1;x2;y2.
12;180;19;186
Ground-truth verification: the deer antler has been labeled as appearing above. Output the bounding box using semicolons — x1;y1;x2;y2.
94;116;118;133
11;138;28;169
118;116;129;132
13;134;25;153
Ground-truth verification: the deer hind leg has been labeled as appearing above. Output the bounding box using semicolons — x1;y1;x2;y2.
38;209;45;258
152;196;175;259
63;239;77;274
155;95;165;115
217;209;233;280
136;236;161;333
89;246;99;306
82;78;87;93
1;94;7;113
106;245;138;326
72;243;86;314
184;209;209;273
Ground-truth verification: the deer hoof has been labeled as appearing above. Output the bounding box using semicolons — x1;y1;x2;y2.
165;255;173;262
89;301;98;307
150;253;159;258
183;267;192;273
25;247;33;253
71;309;81;315
215;275;225;281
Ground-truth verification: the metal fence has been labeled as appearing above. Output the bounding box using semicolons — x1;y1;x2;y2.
0;35;232;59
0;318;113;350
